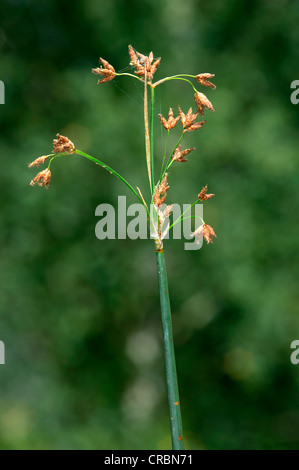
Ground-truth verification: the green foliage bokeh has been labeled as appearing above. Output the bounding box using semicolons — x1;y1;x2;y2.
0;0;299;449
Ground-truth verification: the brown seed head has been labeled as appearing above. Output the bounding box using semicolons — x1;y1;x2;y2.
128;45;161;82
158;108;180;130
163;204;173;218
153;174;169;207
28;155;49;168
192;223;216;244
53;134;75;154
203;224;217;244
30;168;51;189
184;120;207;133
196;73;216;89
92;57;116;84
194;92;215;116
172;144;195;163
198;185;215;201
191;224;204;244
178;106;199;129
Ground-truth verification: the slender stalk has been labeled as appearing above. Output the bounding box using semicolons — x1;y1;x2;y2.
153;76;197;92
144;75;152;192
156;249;184;450
169;199;199;231
115;72;142;82
158;133;184;186
159;130;170;182
150;86;155;193
75;149;144;206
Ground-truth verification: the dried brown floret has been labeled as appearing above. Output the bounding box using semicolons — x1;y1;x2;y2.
163;204;173;218
53;134;75;154
172;144;195;163
29;168;51;189
128;45;161;82
194;92;215;116
203;224;217;244
192;223;217;244
153;174;169;207
198;185;215;201
92;57;116;84
191;225;203;244
158;108;180;130
196;73;216;90
178;107;199;129
184;120;207;133
28;155;49;168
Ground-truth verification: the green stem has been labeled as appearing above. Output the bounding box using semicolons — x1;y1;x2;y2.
165;133;184;173
153;76;197;93
144;76;152;192
156;249;184;450
115;72;142;83
169;199;199;231
159;130;170;182
150;86;155;193
75;149;144;206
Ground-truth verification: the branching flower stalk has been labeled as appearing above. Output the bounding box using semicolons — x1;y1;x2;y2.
28;46;217;450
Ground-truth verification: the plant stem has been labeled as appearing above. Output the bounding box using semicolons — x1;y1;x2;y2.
153;76;197;92
144;76;152;192
150;86;155;193
159;130;170;182
155;249;184;450
75;149;144;206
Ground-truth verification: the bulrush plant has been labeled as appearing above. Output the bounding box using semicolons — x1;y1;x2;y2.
28;46;217;450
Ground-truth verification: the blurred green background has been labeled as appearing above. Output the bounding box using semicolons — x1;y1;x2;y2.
0;0;299;450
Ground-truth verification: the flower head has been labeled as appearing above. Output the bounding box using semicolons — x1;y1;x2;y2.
30;168;51;189
153;174;169;207
28;155;49;168
203;224;217;244
196;73;216;90
198;185;215;201
128;45;161;82
158;108;180;130
172;144;195;163
194;92;215;116
92;57;116;84
53;134;75;154
178;106;199;129
192;223;217;244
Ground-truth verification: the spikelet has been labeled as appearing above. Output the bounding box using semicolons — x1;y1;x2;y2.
29;168;51;189
92;57;116;84
196;73;216;90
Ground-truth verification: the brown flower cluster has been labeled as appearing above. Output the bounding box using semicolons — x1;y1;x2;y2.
53;134;75;154
153;174;170;207
178;107;207;133
191;186;216;244
194;92;214;116
196;73;216;90
158;108;180;130
172;144;195;163
29;134;76;189
28;155;49;168
128;45;161;82
30;168;51;189
198;185;215;201
92;58;116;84
192;223;217;245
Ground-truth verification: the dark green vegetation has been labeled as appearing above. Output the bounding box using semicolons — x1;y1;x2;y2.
0;0;299;450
